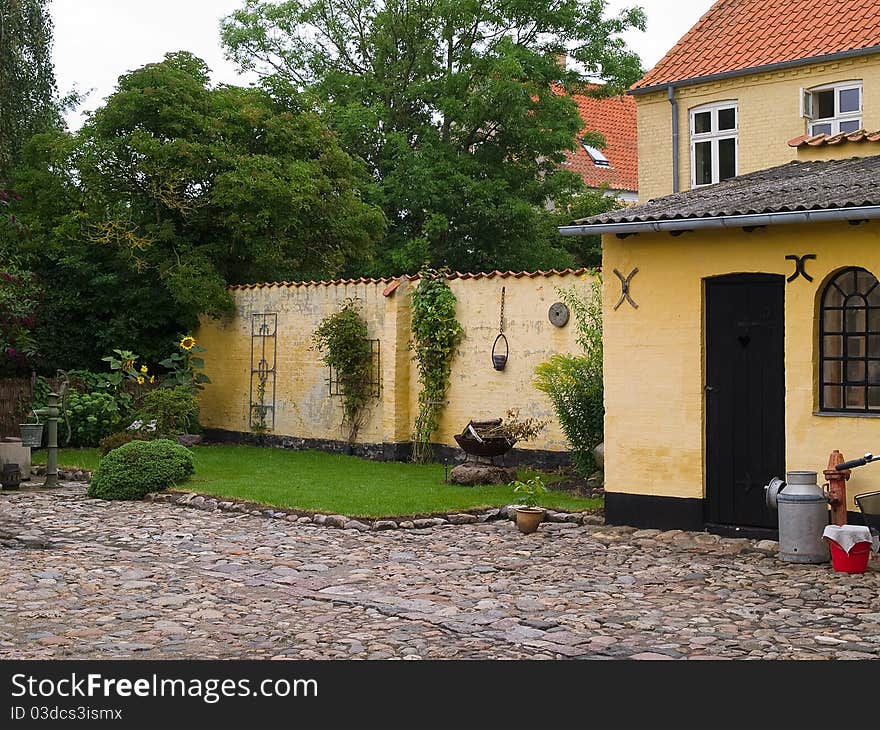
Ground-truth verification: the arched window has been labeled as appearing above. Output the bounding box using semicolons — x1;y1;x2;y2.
820;267;880;413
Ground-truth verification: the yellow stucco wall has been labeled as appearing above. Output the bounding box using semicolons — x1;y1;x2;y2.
637;54;880;201
197;273;588;454
603;219;880;511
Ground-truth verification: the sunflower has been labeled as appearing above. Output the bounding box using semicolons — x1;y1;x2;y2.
180;336;197;351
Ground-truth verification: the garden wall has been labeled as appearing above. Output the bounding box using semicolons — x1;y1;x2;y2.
196;270;593;464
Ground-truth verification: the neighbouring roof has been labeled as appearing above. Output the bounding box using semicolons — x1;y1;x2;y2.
633;0;880;92
789;129;880;148
563;91;638;193
228;268;593;294
569;156;880;227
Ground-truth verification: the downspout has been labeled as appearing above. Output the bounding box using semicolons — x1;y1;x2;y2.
668;85;680;194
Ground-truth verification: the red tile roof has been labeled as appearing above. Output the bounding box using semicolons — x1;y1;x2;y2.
562;91;638;193
633;0;880;92
228;268;594;294
788;129;880;147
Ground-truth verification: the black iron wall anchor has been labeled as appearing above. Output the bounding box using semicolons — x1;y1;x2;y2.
785;254;816;283
613;268;639;310
492;286;509;371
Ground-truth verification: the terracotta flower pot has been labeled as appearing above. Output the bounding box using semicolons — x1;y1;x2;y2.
515;508;544;534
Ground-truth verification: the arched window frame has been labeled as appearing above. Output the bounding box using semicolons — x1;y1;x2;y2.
819;267;880;413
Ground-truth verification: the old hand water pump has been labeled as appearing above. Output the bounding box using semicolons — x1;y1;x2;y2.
32;372;71;488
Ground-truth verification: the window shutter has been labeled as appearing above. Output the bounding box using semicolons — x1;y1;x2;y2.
800;89;814;119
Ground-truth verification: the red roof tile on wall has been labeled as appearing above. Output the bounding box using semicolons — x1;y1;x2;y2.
634;0;880;91
562;91;638;193
788;129;880;147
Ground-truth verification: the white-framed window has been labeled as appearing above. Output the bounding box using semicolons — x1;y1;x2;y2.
580;139;611;168
802;81;862;135
690;101;738;187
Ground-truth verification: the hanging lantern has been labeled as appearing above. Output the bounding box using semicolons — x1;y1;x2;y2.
492;286;509;371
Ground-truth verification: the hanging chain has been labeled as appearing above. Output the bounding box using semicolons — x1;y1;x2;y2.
500;286;505;334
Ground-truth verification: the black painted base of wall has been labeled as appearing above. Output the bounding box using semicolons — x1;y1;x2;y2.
202;429;571;469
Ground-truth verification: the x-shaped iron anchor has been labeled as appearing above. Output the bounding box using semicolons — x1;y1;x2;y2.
613;268;639;310
785;254;816;283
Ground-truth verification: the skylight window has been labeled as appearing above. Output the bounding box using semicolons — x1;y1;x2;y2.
580;141;611;167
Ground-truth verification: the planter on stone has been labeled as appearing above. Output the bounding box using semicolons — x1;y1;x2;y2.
514;507;544;535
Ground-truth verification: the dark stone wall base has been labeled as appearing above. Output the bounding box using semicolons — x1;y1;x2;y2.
604;492;705;532
202;429;571;469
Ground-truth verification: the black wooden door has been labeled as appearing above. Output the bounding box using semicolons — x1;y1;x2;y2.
705;274;785;528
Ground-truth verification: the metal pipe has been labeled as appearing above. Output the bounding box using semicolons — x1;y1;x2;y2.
558;205;880;237
668;85;679;194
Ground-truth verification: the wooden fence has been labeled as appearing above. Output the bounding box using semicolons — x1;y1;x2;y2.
0;375;35;438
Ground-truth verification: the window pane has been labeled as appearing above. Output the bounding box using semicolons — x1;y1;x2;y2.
815;89;835;119
847;337;865;357
870;335;880;357
824;385;843;409
811;123;833;135
870;387;880;410
840;119;861;133
846;386;865;409
825;284;845;307
694;111;712;134
839;87;860;114
824;335;843;357
856;269;877;292
824;308;843;333
695;141;712;185
869;360;880;385
717;107;736;130
845;306;866;332
869;309;880;331
823;360;843;384
718;138;736;181
847;361;866;383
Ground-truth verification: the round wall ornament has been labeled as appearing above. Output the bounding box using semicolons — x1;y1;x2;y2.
548;302;570;327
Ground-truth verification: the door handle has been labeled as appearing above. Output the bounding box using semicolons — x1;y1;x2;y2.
705;385;717;393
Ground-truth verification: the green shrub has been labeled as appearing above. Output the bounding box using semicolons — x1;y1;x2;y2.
87;439;195;501
98;430;149;456
66;391;123;447
137;386;200;436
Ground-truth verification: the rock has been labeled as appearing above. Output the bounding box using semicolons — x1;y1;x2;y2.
398;521;415;529
593;442;604;471
449;463;517;486
373;520;398;531
324;515;348;529
311;514;327;525
176;434;203;448
344;520;370;532
754;540;779;555
448;513;478;525
412;519;436;529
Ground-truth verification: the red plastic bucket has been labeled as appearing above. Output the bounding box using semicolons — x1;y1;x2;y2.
828;540;872;574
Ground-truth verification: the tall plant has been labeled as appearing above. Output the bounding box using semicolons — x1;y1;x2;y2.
534;274;603;474
313;298;374;444
410;269;463;463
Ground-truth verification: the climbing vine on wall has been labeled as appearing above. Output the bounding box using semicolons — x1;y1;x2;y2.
410;268;464;463
313;298;373;444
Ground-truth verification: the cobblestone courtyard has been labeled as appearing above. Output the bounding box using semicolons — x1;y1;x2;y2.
2;486;880;660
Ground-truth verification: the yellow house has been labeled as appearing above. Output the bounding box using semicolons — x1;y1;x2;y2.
561;0;880;535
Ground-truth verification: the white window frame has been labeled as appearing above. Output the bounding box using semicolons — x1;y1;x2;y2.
801;81;862;135
689;101;738;188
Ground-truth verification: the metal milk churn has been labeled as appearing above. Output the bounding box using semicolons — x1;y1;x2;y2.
765;470;829;564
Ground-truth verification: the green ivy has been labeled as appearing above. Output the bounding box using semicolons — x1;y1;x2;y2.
313;298;374;443
410;268;464;463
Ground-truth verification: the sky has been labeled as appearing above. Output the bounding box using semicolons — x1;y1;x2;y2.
50;0;715;129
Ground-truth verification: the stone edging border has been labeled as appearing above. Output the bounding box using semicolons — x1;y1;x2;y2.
146;490;605;532
30;466;92;483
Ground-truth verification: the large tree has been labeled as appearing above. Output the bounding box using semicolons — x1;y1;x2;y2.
3;52;386;370
0;0;59;182
222;0;644;274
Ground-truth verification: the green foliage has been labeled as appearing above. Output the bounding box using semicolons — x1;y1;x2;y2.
510;475;548;509
98;430;148;456
533;276;603;475
410;269;464;462
87;438;195;501
65;391;123;447
313;299;373;443
138;386;201;437
0;262;42;373
222;0;645;274
159;336;211;392
0;0;60;182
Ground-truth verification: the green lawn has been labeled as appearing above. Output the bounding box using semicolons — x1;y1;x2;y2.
38;444;600;518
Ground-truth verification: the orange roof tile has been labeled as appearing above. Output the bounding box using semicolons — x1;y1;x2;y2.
788;129;880;147
633;0;880;92
561;91;638;193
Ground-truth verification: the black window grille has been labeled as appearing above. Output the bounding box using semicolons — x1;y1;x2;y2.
328;339;381;398
819;267;880;413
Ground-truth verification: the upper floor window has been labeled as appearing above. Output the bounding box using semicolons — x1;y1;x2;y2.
580;140;611;168
820;267;880;414
802;81;862;136
690;102;737;187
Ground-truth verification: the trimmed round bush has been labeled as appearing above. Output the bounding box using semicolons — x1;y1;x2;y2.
88;439;195;501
